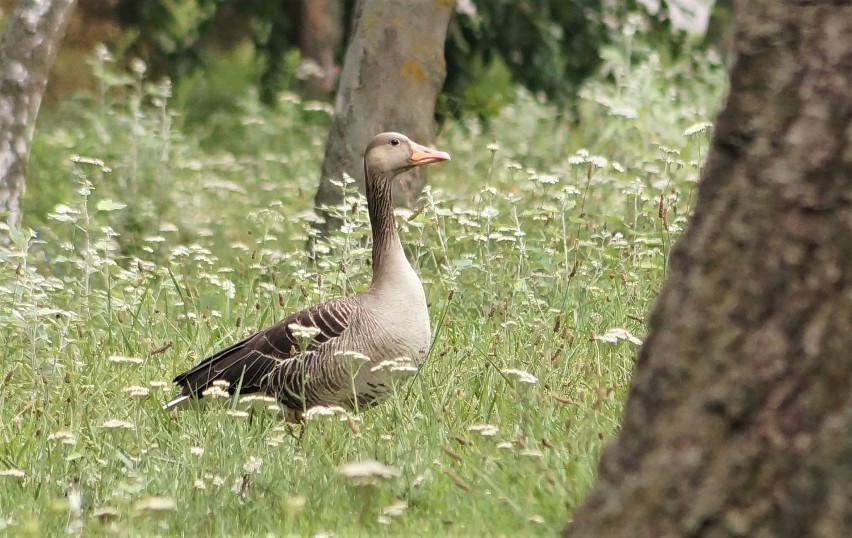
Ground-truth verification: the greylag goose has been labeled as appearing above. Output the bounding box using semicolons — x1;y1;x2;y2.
164;132;450;418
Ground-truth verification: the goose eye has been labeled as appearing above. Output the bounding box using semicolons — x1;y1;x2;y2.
389;138;400;147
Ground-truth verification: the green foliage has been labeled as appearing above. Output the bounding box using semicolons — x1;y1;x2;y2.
444;0;609;118
1;35;726;535
111;0;614;119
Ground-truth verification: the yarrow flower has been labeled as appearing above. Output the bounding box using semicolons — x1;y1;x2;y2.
288;323;321;341
501;368;538;385
48;431;77;445
0;469;25;478
338;460;400;485
468;424;499;437
102;419;134;430
108;356;143;365
594;328;643;346
684;122;712;137
304;405;348;420
243;456;263;474
535;174;559;185
123;386;150;398
371;357;418;377
335;350;371;364
135;496;176;513
202;385;230;399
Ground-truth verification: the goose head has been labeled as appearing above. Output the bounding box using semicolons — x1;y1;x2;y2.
364;132;451;179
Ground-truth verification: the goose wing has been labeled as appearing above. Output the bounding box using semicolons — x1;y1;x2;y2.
166;297;357;409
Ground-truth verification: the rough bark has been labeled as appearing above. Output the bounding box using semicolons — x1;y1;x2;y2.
0;0;76;237
299;0;344;97
314;0;454;236
564;1;852;537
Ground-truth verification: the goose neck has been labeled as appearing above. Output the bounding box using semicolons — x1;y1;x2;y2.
366;168;404;285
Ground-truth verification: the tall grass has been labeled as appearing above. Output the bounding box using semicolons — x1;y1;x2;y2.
0;36;726;536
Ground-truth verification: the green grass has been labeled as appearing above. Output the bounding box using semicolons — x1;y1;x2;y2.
0;38;726;536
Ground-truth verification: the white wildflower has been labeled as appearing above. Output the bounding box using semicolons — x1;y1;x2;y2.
335;350;371;364
371;357;418;378
267;436;286;448
135;496;175;512
486;142;500;152
684;122;712;137
480;206;499;219
243;456;263;474
0;469;25;478
504;161;522;171
468;424;499;437
93;507;120;521
48;431;77;445
588;155;608;168
239;394;278;405
67;482;83;517
190;446;205;457
202;385;230;399
130;58;147;75
382;500;408;518
220;280;236;300
535;174;559;185
101;419;134;430
226;410;249;419
593;328;643;346
304;406;348;420
108;356;143;365
520;447;543;458
123;386;150;398
338;460;399;485
288;323;321;341
501;368;538;385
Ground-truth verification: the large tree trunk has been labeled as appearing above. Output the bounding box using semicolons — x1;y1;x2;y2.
299;0;344;98
0;0;77;238
313;0;454;236
565;1;852;536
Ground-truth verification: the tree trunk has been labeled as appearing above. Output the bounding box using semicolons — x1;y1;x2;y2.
0;0;77;238
313;0;454;236
299;0;344;97
564;2;852;536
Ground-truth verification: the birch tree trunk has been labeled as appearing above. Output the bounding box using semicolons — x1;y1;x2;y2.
564;1;852;536
313;0;454;236
0;0;77;239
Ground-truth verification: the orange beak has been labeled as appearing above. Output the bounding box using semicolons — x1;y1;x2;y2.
409;141;451;166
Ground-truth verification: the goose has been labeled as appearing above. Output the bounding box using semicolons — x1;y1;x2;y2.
164;132;450;418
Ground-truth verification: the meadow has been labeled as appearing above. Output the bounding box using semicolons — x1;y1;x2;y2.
0;37;726;536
